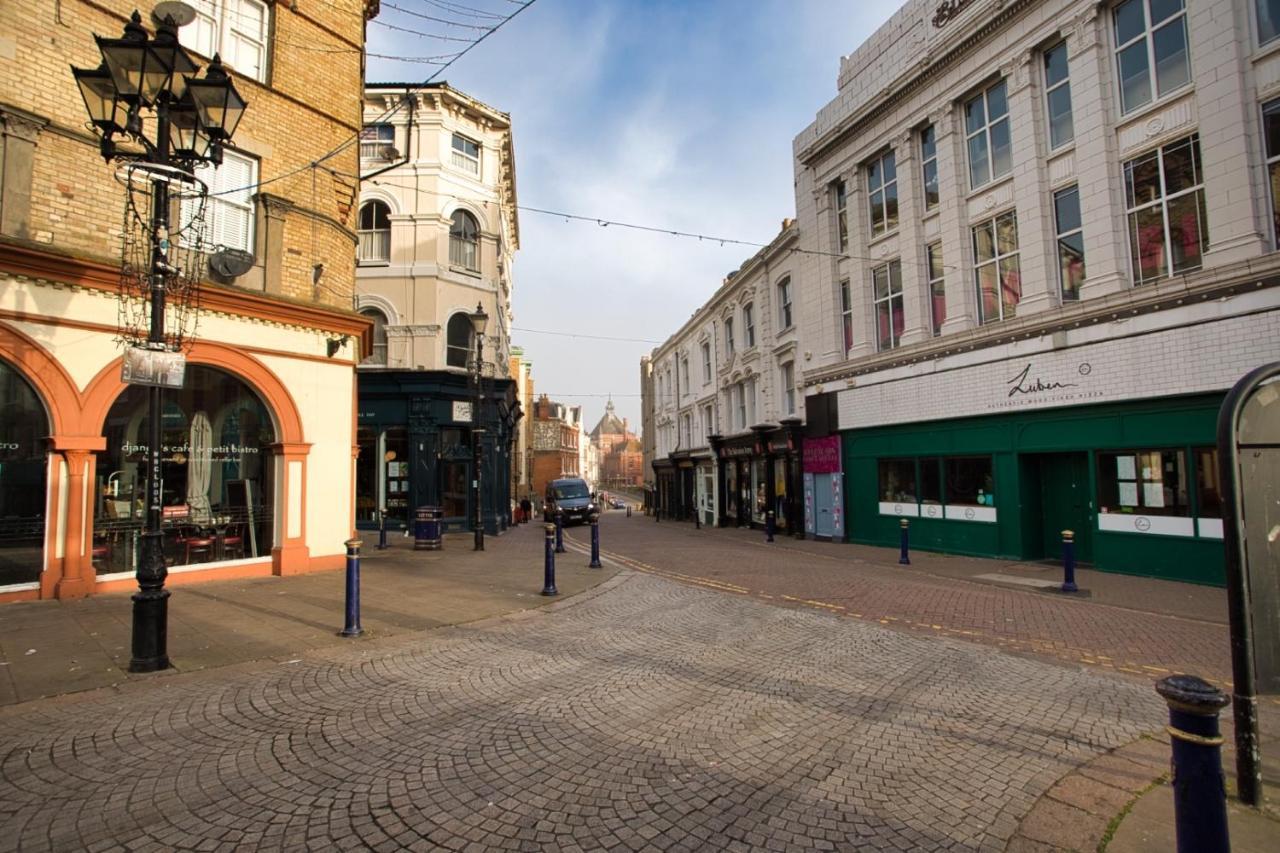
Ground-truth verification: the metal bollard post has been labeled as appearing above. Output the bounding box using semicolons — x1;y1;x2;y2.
1061;529;1078;592
766;510;775;543
555;509;566;553
376;511;388;550
655;504;660;522
899;518;911;565
541;523;559;596
626;504;632;518
1155;675;1231;853
589;512;602;568
339;537;363;637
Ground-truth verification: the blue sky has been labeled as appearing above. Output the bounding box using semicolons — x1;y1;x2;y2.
366;0;902;431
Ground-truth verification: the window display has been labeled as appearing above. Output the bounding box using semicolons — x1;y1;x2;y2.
0;361;48;586
1097;448;1188;516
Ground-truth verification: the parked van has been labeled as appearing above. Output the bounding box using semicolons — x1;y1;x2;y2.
544;477;596;525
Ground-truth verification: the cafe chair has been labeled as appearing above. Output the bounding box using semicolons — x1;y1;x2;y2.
183;534;216;564
220;524;245;560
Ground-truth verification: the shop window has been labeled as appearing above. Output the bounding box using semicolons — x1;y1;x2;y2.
93;365;276;575
382;427;410;520
725;463;738;519
0;360;49;586
752;458;767;523
919;457;942;505
773;457;788;530
1097;449;1189;516
355;426;378;523
1194;447;1222;518
878;459;917;502
945;456;995;506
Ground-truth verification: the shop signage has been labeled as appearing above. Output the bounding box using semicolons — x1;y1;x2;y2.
988;361;1103;410
932;0;975;28
769;439;790;453
803;436;841;474
719;445;755;458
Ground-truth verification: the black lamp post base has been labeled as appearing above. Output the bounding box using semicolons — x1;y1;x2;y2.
128;587;171;672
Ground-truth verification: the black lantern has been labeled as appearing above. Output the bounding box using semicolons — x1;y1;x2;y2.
72;61;128;135
170;95;214;161
96;11;169;106
185;54;246;140
149;16;198;101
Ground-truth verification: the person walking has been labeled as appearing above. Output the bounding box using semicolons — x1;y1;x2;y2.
519;495;532;524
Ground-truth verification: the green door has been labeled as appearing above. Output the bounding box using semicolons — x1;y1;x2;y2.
1039;453;1092;562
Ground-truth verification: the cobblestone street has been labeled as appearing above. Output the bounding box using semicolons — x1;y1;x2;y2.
0;565;1163;852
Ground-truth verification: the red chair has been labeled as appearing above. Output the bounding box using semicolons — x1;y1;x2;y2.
183;535;216;564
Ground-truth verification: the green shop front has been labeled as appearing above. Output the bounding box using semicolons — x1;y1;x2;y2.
842;393;1227;585
356;371;519;534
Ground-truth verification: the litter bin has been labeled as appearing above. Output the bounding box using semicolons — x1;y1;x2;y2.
414;506;443;551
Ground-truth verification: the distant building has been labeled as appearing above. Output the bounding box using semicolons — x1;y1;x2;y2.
531;395;581;500
353;82;521;534
588;399;644;488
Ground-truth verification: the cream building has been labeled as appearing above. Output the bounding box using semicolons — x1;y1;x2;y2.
792;0;1280;583
352;83;521;534
646;222;804;531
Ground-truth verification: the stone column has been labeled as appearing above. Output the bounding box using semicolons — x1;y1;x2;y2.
1003;49;1057;317
893;128;930;346
271;441;312;575
934;107;977;335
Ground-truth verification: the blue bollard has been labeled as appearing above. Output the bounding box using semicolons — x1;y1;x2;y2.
542;523;559;596
766;510;775;543
376;511;388;550
1155;675;1231;853
589;512;602;568
1061;529;1078;592
899;518;910;565
555;509;566;553
339;537;362;637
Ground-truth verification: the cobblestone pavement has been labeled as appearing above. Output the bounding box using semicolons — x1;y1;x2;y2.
0;572;1162;852
583;517;1235;688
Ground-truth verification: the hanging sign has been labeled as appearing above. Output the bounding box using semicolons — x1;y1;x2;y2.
122;347;186;388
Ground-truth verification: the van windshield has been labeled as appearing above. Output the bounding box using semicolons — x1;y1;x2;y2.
553;483;589;499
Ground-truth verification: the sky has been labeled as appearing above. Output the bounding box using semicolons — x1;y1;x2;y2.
366;0;902;432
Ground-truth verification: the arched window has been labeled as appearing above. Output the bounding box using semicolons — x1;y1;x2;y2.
358;201;391;264
360;308;388;365
446;313;473;368
449;210;479;272
0;360;49;585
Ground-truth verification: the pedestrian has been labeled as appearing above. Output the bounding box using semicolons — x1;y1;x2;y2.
520;495;531;524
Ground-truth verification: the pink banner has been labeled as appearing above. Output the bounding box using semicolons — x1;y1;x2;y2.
803;436;841;474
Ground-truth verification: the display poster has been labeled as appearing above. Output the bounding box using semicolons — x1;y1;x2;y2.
1143;482;1165;507
1119;482;1139;506
1116;456;1136;480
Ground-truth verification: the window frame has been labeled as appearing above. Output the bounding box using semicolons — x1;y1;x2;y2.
360;308;389;365
1043;41;1074;150
780;362;795;416
1053;185;1085;301
1262;100;1280;249
1123;134;1207;285
357;200;391;265
743;303;756;348
701;341;712;383
1260;0;1280;46
1112;0;1191;116
872;260;905;352
183;0;269;84
839;278;853;354
866;150;899;238
972;210;1022;324
926;242;945;337
920;125;939;212
832;179;849;252
725;317;735;356
964;79;1012;189
445;312;474;369
448;209;481;273
451;132;481;176
182;147;258;254
777;278;793;330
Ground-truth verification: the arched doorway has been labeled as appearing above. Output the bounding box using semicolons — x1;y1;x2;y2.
0;360;50;587
92;365;277;575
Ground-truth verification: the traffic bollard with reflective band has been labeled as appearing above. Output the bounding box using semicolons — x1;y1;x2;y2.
340;538;363;637
589;512;602;568
555;510;566;553
542;524;559;596
899;518;911;565
376;512;388;550
1155;675;1231;853
766;510;775;543
1061;529;1078;592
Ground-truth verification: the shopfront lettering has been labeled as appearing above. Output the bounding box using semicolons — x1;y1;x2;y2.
1006;363;1079;397
803;436;841;474
932;0;975;28
0;441;19;451
121;442;260;457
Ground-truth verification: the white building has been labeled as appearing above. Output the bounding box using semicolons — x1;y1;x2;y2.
790;0;1280;582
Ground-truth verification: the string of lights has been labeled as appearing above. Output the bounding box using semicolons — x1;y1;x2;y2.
380;2;495;29
372;18;484;42
412;0;507;21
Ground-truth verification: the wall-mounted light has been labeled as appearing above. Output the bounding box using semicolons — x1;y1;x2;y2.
326;336;347;357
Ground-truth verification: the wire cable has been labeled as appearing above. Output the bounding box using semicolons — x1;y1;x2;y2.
512;327;663;344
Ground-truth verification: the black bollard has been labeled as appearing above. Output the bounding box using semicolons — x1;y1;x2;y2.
541;523;559;596
589;512;602;568
1061;529;1078;592
555;509;566;553
898;518;910;565
766;510;775;543
1155;675;1231;853
339;537;363;637
376;511;388;550
655;504;660;522
626;504;632;518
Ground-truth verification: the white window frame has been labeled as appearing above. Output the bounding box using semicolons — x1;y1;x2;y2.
745;377;757;426
972;211;1021;324
451;133;481;176
871;260;904;352
701;342;711;384
866;150;898;238
183;0;269;83
357;200;391;265
1263;100;1280;249
1053;185;1085;301
681;413;692;448
733;382;745;430
1123;134;1207;285
964;80;1011;189
926;243;945;337
703;404;715;439
449;209;480;272
360;124;396;162
1112;0;1190;116
183;148;257;253
743;303;756;348
680;357;689;392
725;318;735;356
833;179;848;251
839;278;853;354
780;362;795;416
1043;41;1074;150
1260;0;1280;46
920;126;938;212
777;278;793;330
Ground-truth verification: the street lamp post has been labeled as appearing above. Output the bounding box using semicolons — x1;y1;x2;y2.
471;302;489;551
72;5;246;673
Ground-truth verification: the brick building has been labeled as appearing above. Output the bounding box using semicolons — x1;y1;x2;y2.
530;395;581;502
0;0;374;601
589;399;644;489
